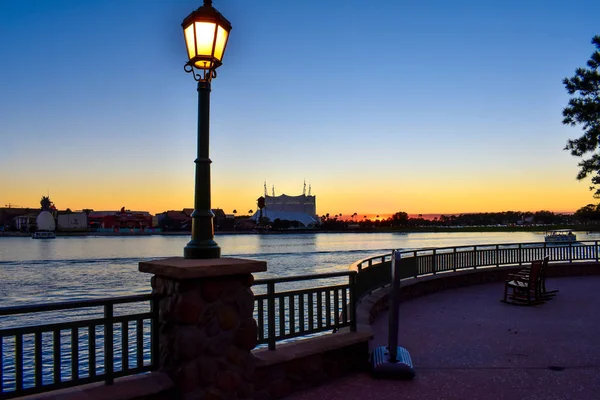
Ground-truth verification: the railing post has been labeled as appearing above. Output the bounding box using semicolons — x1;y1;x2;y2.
349;272;357;332
104;303;114;385
151;296;160;369
453;247;457;271
267;281;276;351
596;241;598;262
495;244;499;267
431;249;437;274
413;251;418;276
473;246;477;269
518;244;522;266
569;241;573;263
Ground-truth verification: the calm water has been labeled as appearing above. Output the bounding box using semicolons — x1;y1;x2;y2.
3;230;597;307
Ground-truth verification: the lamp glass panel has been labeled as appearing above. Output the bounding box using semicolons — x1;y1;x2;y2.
213;26;229;61
194;21;217;57
184;24;196;59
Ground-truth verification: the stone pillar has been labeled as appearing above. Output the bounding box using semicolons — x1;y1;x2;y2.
139;257;267;400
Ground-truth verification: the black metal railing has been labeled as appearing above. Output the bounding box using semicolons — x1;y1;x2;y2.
352;240;600;299
0;294;159;399
253;271;357;350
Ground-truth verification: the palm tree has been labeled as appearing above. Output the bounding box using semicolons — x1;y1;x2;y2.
233;209;237;215
40;196;52;211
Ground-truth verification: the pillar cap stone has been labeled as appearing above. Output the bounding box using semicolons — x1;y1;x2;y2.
139;257;266;279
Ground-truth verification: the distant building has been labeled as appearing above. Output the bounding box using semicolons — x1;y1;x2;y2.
14;212;39;232
155;209;193;231
0;207;37;231
251;183;320;228
88;209;153;231
57;212;88;232
265;193;317;215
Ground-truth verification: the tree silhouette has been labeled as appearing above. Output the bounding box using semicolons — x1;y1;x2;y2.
391;211;409;227
575;203;600;223
40;196;52;211
563;35;600;196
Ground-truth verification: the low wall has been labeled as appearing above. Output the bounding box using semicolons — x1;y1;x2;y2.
252;331;372;400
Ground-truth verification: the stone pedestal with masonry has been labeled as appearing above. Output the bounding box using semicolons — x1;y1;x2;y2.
139;257;267;400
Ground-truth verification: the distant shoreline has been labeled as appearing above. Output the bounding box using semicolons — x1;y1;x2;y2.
2;225;600;238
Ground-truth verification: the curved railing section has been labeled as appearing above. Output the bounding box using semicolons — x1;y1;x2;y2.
351;240;600;300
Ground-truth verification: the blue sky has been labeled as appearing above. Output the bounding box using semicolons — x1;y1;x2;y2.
1;0;599;215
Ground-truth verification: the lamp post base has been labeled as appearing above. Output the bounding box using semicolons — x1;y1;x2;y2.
371;346;415;380
184;240;221;259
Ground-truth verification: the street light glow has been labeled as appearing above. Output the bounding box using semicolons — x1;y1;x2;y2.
182;0;231;77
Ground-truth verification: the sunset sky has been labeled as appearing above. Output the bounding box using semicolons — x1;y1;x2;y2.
1;0;599;216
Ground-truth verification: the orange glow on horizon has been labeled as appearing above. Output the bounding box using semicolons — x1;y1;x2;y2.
1;171;592;217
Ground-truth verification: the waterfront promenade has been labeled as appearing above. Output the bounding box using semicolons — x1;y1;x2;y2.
289;276;600;400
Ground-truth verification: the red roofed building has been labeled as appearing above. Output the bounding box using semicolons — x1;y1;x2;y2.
88;209;153;231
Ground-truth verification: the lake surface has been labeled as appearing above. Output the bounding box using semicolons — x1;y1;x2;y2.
3;230;598;307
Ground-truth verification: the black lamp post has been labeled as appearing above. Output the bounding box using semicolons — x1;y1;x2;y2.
181;0;232;259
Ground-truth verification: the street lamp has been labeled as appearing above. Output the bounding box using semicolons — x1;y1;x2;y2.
182;0;232;259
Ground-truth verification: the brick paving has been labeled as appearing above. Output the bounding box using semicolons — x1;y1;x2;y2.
288;276;600;400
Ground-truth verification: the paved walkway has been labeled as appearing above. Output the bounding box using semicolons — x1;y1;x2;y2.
288;276;600;400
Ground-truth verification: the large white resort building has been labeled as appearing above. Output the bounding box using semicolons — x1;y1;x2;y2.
250;183;320;228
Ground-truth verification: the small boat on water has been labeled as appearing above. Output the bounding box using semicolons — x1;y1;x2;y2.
545;229;577;244
32;231;56;239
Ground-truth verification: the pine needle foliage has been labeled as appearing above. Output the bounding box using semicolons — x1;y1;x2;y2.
563;35;600;196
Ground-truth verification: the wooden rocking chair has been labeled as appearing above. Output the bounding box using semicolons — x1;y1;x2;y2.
502;259;545;305
508;256;558;300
